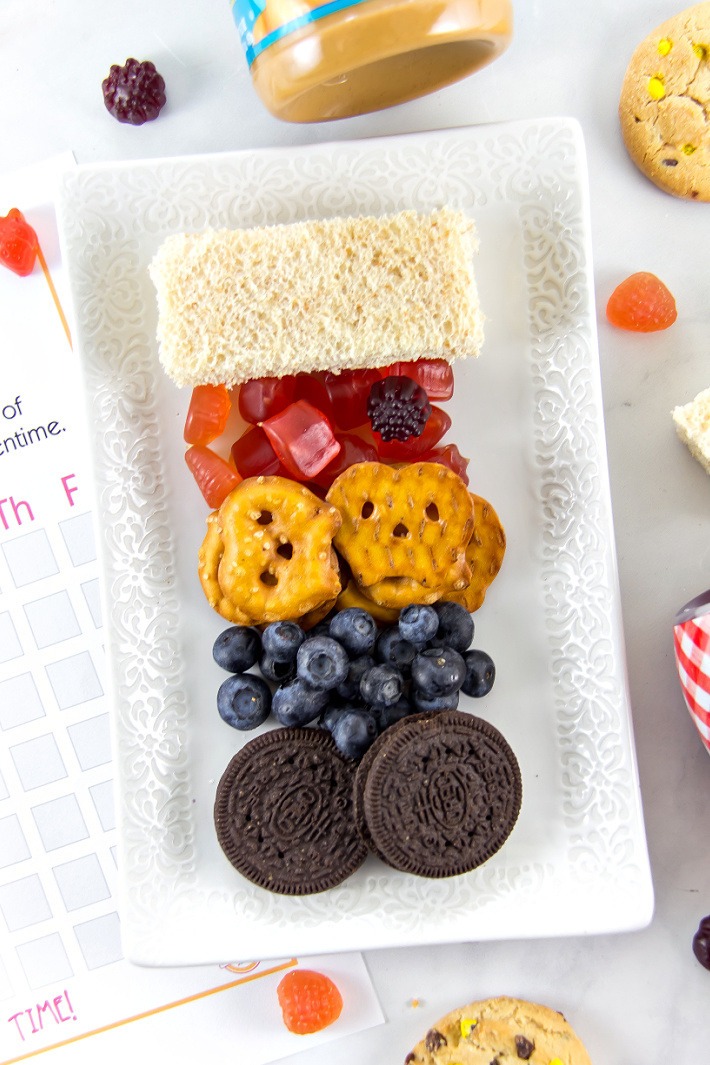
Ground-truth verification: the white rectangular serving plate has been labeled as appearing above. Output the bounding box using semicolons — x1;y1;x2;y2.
57;118;654;967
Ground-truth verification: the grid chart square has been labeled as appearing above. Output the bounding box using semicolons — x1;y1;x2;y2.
73;911;122;970
80;577;102;628
45;650;103;710
2;529;59;588
0;768;9;801
31;794;89;852
58;512;97;568
88;780;115;831
15;931;73;989
0;874;52;932
0;672;45;730
0;814;31;868
0;953;13;1001
52;853;110;912
10;734;67;791
66;714;111;771
23;589;81;649
0;609;23;662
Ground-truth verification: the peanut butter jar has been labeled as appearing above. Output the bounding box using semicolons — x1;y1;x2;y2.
230;0;514;123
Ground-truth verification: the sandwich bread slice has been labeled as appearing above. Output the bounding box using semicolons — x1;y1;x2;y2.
673;386;710;476
149;208;484;388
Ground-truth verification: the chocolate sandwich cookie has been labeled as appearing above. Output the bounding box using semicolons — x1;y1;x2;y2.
353;711;442;863
406;996;592;1065
214;727;367;895
363;710;521;878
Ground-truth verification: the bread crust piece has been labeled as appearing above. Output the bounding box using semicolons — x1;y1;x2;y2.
149;208;484;387
406;996;593;1065
672;385;710;475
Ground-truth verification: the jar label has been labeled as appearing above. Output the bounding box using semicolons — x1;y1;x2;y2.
231;0;371;65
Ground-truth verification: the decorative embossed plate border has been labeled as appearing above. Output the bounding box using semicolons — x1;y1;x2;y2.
57;119;654;966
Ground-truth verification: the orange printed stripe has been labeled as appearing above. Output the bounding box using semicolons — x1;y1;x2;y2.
35;242;72;349
1;960;297;1065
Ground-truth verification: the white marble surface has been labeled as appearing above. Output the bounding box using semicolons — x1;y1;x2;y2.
2;1;709;1061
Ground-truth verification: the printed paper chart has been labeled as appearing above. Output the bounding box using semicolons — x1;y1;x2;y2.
0;157;383;1065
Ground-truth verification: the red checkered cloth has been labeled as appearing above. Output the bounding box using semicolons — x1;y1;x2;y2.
674;613;710;755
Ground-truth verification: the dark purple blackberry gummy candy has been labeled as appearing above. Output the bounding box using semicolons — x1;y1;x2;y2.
692;914;710;969
367;376;431;442
102;58;166;125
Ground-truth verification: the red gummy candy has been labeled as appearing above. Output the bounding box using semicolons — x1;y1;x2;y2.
374;404;451;462
276;969;343;1035
421;442;470;484
184;384;231;445
238;375;296;424
322;368;381;430
184;445;241;509
261;399;340;479
0;208;38;277
311;432;378;488
230;425;291;479
388;358;455;400
606;272;677;332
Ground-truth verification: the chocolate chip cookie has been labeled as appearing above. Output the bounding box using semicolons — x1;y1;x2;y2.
619;3;710;200
405;996;592;1065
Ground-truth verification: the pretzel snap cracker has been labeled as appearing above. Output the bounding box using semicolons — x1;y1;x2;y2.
442;493;506;612
198;512;254;624
357;575;444;610
198;476;342;625
335;577;402;625
326;462;474;599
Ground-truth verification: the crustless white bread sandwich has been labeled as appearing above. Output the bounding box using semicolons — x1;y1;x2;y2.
149;208;484;387
672;386;710;476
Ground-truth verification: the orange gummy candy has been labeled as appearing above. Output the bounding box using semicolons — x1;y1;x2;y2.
276;969;343;1035
606;272;677;332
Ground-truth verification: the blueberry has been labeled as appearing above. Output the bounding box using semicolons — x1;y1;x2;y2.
217;673;271;730
321;703;347;733
411;646;466;697
336;654;376;702
297;635;350;690
212;626;261;673
259;653;297;684
329;607;377;656
372;694;413;730
411;688;459;713
331;708;379;759
432;601;475;653
375;626;417;676
461;649;496;697
309;616;335;639
398;604;439;647
261;620;305;663
360;663;403;707
271;678;330;727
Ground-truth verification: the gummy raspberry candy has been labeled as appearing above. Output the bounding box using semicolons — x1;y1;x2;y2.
102;58;166;125
276;969;343;1034
606;272;677;332
0;209;38;277
367;376;431;442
